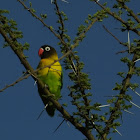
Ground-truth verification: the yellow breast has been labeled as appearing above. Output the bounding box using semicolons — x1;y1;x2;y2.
37;58;62;77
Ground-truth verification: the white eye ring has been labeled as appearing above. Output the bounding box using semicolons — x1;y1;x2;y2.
45;46;50;51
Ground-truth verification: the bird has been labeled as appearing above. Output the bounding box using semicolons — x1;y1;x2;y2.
37;45;63;117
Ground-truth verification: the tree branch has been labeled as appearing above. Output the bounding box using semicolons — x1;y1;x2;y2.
54;0;65;37
116;0;140;23
102;54;137;139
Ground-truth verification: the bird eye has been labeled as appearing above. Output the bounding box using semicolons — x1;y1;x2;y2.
45;46;50;51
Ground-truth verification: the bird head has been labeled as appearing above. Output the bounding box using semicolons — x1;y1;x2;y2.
38;45;58;60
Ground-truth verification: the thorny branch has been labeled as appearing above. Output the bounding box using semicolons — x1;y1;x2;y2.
102;54;137;139
101;23;137;139
94;0;140;36
116;0;140;23
54;0;65;37
93;1;139;139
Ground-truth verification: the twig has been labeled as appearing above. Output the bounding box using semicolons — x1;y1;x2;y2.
54;0;65;37
85;114;105;140
102;25;127;47
104;95;118;97
94;1;140;36
116;50;128;54
0;72;29;92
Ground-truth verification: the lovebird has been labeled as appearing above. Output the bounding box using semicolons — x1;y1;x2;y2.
37;45;63;117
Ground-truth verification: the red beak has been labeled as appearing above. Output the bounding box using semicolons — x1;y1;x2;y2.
38;48;44;57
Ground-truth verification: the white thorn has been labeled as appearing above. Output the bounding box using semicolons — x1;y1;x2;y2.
130;101;140;109
124;109;134;115
51;0;69;4
115;128;122;136
134;58;140;63
95;0;100;3
61;0;69;3
130;87;140;97
92;121;97;132
70;65;77;76
34;80;37;86
66;121;70;127
98;104;110;108
45;104;48;108
37;104;48;120
128;30;130;53
71;60;77;75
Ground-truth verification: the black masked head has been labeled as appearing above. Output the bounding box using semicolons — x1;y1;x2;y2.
38;45;58;59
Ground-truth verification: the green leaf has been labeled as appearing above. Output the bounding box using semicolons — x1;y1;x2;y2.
117;72;125;78
113;83;122;90
40;14;47;19
29;1;32;7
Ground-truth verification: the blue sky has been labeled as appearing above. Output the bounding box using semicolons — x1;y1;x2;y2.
0;0;140;140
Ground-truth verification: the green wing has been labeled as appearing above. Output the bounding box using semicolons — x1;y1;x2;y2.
38;67;62;117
